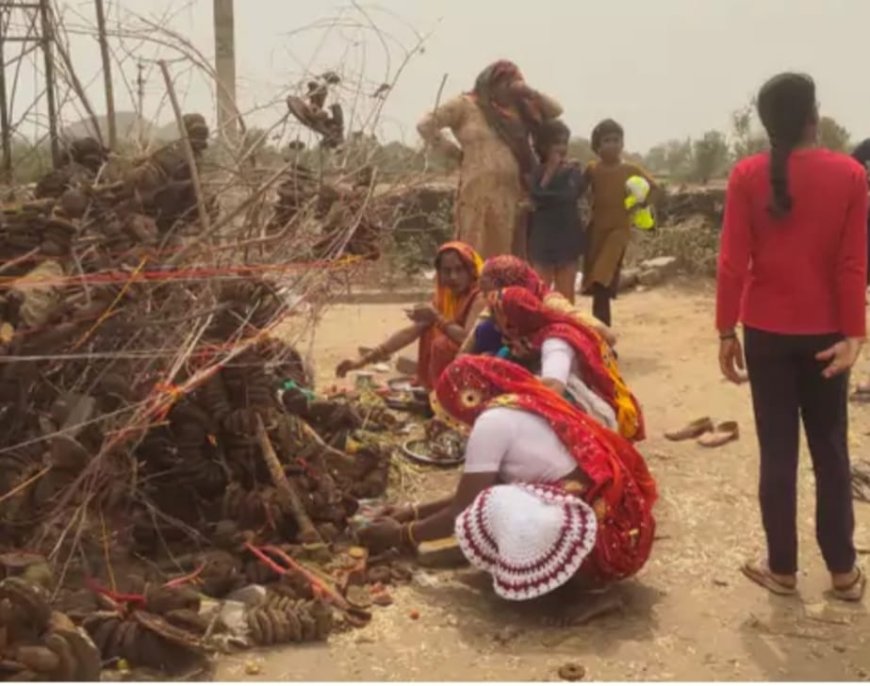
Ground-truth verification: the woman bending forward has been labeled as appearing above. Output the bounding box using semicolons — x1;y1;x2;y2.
359;357;657;599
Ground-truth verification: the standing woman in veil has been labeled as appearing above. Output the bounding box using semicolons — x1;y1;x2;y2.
417;61;562;259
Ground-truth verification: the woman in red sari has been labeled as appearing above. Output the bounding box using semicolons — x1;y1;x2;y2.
490;286;644;441
359;356;657;597
336;241;485;389
461;255;616;355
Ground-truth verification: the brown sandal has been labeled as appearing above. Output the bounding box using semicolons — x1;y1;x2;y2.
698;421;740;448
664;417;715;442
741;560;798;596
831;568;866;602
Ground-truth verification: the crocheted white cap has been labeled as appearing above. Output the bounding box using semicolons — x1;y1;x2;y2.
455;483;597;601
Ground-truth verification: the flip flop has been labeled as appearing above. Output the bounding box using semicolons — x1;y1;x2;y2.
697;421;739;448
741;560;798;596
831;568;866;602
665;417;715;442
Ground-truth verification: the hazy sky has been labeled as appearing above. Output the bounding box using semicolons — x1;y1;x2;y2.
6;0;870;151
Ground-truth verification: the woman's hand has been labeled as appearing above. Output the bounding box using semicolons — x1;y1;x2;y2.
336;358;362;378
371;503;415;523
541;378;567;395
509;337;534;359
816;338;864;379
406;304;439;326
358;518;403;554
509;80;535;99
719;335;747;384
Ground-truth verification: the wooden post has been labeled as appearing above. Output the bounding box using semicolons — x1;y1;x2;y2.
94;0;116;149
213;0;238;145
38;0;59;168
0;13;12;183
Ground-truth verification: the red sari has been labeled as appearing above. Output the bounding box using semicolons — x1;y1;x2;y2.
417;242;483;389
490;286;645;441
480;255;548;298
434;356;657;583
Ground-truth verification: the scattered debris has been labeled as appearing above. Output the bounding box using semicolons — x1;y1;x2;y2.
557;662;587;681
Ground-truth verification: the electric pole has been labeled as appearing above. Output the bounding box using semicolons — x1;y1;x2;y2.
38;0;59;167
94;0;116;149
0;9;12;182
213;0;238;144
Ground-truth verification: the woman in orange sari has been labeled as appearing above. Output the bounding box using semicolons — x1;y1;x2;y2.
336;242;485;389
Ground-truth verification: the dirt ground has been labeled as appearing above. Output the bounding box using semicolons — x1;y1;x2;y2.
218;281;870;682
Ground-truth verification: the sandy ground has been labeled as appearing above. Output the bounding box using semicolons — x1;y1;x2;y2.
218;282;870;682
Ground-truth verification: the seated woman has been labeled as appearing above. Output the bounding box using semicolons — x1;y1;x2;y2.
490;286;644;441
336;241;485;389
461;255;616;355
359;356;657;599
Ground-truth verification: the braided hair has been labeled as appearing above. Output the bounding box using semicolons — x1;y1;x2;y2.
756;73;817;218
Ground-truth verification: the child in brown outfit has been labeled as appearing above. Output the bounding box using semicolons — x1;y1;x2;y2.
582;119;658;326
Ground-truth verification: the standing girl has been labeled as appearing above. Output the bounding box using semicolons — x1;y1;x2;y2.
582;120;657;327
527;120;586;303
717;73;867;601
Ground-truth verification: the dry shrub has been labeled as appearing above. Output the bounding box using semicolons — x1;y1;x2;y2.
625;217;720;277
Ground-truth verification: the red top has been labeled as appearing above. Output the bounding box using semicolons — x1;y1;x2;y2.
716;148;868;338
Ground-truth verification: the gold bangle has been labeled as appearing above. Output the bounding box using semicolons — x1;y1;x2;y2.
411;503;420;521
405;522;418;548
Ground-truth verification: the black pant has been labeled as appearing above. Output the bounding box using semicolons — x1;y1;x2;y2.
592;284;612;327
744;327;856;575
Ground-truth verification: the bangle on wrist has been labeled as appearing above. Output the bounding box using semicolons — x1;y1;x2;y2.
402;522;418;550
367;345;387;363
719;331;737;341
411;503;420;521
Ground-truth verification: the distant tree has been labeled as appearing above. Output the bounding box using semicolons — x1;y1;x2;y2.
10;140;51;184
817;116;850;152
643;144;669;174
691;130;730;183
731;103;768;159
567;137;594;165
662;138;693;179
240;127;268;165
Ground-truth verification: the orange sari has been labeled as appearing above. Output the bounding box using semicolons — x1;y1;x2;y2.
417;242;483;389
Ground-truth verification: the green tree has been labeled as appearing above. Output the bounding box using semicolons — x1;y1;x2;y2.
731;103;767;159
691;130;730;183
643;144;669;174
817;116;850;152
663;138;693;179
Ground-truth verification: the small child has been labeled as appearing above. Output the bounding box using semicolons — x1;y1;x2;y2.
582;119;657;327
527;119;586;303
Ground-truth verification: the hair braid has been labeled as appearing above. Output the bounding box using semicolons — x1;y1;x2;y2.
756;73;816;219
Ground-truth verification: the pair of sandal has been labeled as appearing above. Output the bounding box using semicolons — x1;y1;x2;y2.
742;560;866;602
665;417;739;448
